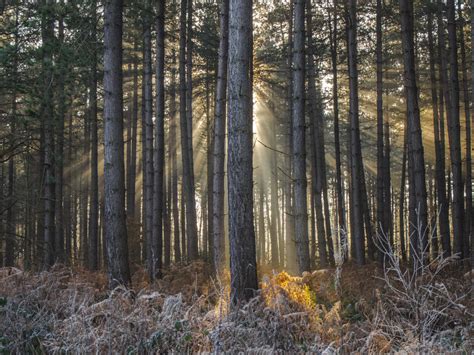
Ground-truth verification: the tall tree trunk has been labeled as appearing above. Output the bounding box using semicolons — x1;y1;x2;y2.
330;0;347;258
1;164;4;267
205;65;213;262
345;0;365;265
285;0;297;274
5;6;19;267
164;111;172;267
54;15;66;264
180;187;186;258
187;0;199;258
170;51;180;262
81;100;90;266
306;2;327;267
228;0;258;306
65;112;73;263
446;0;464;257
399;131;407;261
307;3;334;264
270;115;279;269
375;0;387;262
127;41;139;219
212;0;229;274
468;0;474;264
317;87;334;264
179;0;199;260
88;0;99;270
41;0;55;269
458;0;471;258
143;18;155;278
152;0;166;279
292;0;310;273
361;169;375;260
428;5;442;257
258;178;266;265
437;1;451;256
399;0;428;257
25;153;34;269
383;117;392;247
103;0;131;287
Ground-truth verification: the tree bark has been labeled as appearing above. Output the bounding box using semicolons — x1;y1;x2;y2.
306;2;327;267
151;0;166;279
446;0;464;257
285;0;298;274
468;0;474;264
329;0;347;259
179;0;199;260
292;0;310;273
437;1;451;256
103;0;131;287
205;65;213;263
228;0;258;306
41;0;55;269
5;5;19;267
270;115;280;269
212;0;229;274
399;0;428;256
88;0;99;270
127;41;139;219
143;17;155;278
375;0;388;263
458;0;471;258
427;5;442;257
170;51;180;263
345;0;365;265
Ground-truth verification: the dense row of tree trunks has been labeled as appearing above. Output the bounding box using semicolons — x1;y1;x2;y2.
2;0;473;306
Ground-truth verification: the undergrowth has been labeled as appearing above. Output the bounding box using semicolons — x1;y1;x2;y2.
0;259;471;353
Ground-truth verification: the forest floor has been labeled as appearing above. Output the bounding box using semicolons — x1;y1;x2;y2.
0;260;472;353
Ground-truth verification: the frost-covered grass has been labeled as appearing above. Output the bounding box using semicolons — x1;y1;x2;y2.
0;258;471;353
